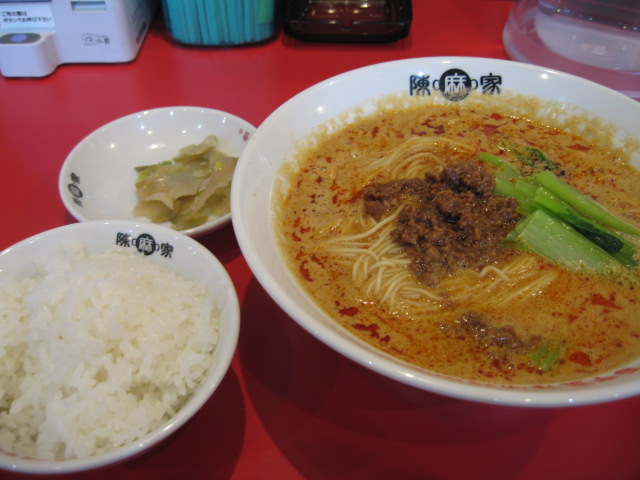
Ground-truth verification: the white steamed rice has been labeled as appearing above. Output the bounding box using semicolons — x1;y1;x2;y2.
0;242;219;461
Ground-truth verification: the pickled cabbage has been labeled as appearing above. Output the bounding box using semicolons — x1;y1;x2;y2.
133;135;237;230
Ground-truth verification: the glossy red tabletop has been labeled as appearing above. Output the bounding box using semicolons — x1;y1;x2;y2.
2;1;640;479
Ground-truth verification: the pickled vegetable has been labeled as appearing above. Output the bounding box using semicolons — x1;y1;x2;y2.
134;135;237;230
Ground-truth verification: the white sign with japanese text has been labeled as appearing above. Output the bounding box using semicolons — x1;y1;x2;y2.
0;2;55;31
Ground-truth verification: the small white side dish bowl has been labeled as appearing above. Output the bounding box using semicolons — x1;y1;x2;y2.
0;220;239;474
59;106;255;237
231;57;640;408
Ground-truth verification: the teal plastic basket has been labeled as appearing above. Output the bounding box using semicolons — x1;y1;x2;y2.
162;0;276;45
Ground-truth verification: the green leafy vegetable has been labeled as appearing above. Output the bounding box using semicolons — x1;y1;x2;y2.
500;140;556;171
509;209;620;273
531;170;640;236
531;345;562;371
530;187;636;266
477;152;521;179
478;146;639;274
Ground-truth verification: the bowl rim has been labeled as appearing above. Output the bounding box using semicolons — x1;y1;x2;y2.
0;220;240;473
58;106;256;238
232;56;640;408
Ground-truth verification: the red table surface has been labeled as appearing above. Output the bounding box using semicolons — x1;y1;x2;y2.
2;1;640;479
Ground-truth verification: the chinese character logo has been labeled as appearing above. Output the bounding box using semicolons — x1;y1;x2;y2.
410;68;503;101
409;75;431;96
159;243;174;258
116;232;132;247
134;233;158;256
116;232;174;258
432;69;479;102
67;172;83;207
239;128;251;141
480;72;502;95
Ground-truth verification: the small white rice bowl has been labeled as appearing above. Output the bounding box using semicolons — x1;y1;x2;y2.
0;220;239;473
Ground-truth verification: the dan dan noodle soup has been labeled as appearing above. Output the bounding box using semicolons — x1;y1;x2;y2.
276;94;640;385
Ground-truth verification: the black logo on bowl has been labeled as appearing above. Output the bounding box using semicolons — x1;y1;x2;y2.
433;69;478;101
116;232;174;258
409;68;502;101
67;172;83;207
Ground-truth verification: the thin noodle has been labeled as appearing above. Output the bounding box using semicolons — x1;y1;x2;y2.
357;137;474;184
500;272;557;303
476;265;511;282
321;136;556;311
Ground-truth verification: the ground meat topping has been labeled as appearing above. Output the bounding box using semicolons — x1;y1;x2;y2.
448;311;539;352
363;162;521;286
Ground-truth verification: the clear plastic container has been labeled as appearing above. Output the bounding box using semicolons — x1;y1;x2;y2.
162;0;276;46
282;0;412;43
503;0;640;99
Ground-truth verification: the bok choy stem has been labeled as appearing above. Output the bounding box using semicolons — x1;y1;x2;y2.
478;152;521;179
531;170;640;236
512;209;619;273
478;147;639;273
531;187;637;266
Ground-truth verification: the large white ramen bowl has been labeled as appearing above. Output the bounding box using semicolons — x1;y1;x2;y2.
0;220;240;473
59;106;255;237
231;57;640;408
